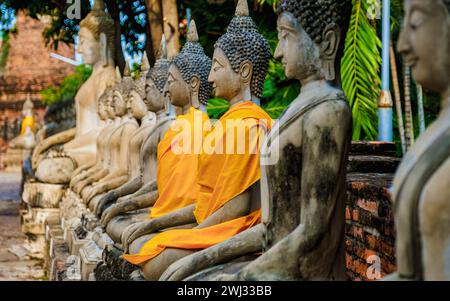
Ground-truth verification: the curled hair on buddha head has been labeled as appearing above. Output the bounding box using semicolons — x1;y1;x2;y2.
171;20;212;106
277;0;352;45
79;0;115;56
147;35;171;94
214;0;271;99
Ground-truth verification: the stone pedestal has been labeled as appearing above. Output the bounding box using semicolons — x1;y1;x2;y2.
79;240;103;281
20;206;60;235
22;182;65;208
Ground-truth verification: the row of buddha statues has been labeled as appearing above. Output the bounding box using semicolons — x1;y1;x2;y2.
27;0;450;281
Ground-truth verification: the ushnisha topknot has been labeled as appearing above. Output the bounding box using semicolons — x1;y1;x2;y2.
171;20;213;106
79;0;115;54
115;63;134;99
277;0;352;45
133;51;151;99
147;35;171;94
214;0;271;99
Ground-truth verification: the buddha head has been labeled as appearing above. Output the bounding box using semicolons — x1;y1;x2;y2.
164;20;212;110
104;81;116;119
275;0;351;83
97;88;109;121
77;0;115;66
145;36;171;113
112;65;133;117
398;0;450;95
23;93;34;117
209;0;271;103
128;53;151;120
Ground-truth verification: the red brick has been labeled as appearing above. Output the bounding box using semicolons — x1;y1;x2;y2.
345;207;351;221
356;199;379;215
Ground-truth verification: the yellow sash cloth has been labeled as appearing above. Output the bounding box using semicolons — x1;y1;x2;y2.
150;108;210;218
124;102;273;265
20;116;35;136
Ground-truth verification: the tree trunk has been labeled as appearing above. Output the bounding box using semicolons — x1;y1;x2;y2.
145;0;164;59
144;21;156;66
105;0;125;72
162;0;180;59
390;42;406;155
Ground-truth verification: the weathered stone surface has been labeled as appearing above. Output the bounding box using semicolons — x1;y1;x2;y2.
22;182;65;208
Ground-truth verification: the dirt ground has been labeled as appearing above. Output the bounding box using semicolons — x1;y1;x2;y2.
0;172;45;281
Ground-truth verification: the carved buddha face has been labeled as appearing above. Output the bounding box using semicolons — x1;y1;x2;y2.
165;64;199;108
145;78;164;112
399;0;450;93
128;89;148;120
274;12;341;82
112;90;127;117
78;28;102;65
208;47;252;102
97;96;107;120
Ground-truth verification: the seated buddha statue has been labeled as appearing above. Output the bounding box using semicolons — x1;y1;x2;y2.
100;21;212;243
9;93;36;150
89;38;170;219
69;78;119;189
87;52;158;215
383;0;450;281
160;0;353;281
119;0;273;281
32;0;117;184
76;65;139;203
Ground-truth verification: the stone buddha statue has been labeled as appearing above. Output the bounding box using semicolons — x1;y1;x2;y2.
69;77;119;189
118;0;273;281
159;0;353;281
32;0;117;184
383;0;450;281
9;93;36;150
87;52;158;215
100;22;212;244
76;65;139;204
90;39;170;219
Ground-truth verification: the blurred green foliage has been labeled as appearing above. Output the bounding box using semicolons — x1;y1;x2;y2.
41;64;92;105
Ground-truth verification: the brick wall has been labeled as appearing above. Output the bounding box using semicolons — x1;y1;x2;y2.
345;142;399;281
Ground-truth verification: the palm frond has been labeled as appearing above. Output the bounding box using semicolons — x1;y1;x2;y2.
341;0;382;140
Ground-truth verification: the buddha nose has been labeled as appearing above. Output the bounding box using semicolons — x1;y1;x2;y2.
397;23;411;56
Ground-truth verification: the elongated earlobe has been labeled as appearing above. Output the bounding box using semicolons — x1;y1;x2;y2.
190;75;200;109
321;24;340;81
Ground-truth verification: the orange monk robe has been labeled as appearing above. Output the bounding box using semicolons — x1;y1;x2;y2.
20;116;35;136
150;108;211;218
124;102;273;265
